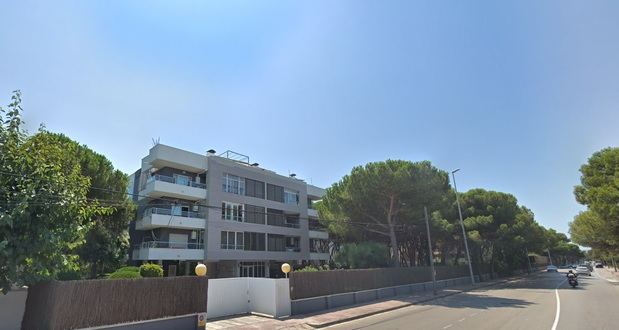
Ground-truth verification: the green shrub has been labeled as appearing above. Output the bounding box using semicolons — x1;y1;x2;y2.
335;242;391;269
107;271;142;279
296;264;330;272
56;269;83;281
139;263;164;277
116;266;140;273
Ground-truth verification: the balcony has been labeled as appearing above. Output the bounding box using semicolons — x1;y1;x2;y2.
309;252;330;260
132;241;204;261
309;230;328;240
307;208;318;218
135;207;206;230
139;174;207;201
143;144;207;173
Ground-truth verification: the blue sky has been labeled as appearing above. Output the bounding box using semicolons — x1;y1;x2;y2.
2;1;618;236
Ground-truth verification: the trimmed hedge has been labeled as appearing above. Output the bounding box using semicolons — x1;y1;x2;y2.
108;271;142;279
116;266;140;273
140;263;164;277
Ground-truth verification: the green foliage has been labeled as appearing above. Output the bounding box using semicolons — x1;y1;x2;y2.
571;148;619;259
56;269;83;281
0;91;105;293
335;242;391;269
139;263;163;277
107;271;142;279
296;264;330;272
39;132;136;278
321;160;450;265
116;266;140;273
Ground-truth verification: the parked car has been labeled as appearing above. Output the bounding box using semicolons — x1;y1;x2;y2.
546;265;558;272
576;265;591;276
595;263;604;268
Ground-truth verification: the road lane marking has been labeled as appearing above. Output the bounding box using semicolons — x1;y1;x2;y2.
458;318;466;322
551;278;567;330
443;325;453;329
469;313;478;317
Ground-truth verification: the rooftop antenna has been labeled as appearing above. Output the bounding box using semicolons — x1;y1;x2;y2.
151;137;160;146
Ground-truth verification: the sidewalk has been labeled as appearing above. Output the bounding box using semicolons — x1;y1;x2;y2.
595;266;619;283
206;274;533;329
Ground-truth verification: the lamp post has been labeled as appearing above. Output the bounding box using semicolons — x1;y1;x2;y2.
452;169;475;285
281;263;291;278
424;206;437;295
195;263;207;277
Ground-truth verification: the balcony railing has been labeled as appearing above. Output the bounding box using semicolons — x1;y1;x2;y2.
220;244;245;250
148;174;206;189
144;207;204;219
135;241;204;250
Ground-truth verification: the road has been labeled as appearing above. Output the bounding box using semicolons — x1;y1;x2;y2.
328;269;619;330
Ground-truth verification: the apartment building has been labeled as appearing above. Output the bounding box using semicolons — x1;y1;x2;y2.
128;144;329;278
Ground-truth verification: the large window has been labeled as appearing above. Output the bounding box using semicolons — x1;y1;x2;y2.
244;232;266;251
266;208;285;227
267;184;284;202
245;204;266;224
284;189;299;205
220;231;244;250
222;202;244;222
222;173;245;195
245;178;265;199
239;262;265;277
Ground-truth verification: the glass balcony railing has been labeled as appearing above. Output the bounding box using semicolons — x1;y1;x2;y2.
148;174;206;189
220;244;245;250
144;207;204;219
135;241;204;250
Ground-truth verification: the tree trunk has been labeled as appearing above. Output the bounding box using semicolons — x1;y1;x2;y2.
89;262;98;279
389;225;400;267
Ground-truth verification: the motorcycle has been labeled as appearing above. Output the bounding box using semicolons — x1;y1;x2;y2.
568;274;578;288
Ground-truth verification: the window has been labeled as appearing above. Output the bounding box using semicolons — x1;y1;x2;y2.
239;262;265;277
220;231;244;250
268;234;286;252
222;173;245;195
284;189;299;205
310;239;329;253
267;184;284;202
266;208;285;227
244;232;266;251
174;174;189;186
222;202;244;222
245;178;265;199
245;204;266;224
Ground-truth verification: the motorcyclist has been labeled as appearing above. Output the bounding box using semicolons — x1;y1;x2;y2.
567;269;577;278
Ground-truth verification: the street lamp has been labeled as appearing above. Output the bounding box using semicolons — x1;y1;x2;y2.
195;263;207;277
452;169;476;285
281;263;291;278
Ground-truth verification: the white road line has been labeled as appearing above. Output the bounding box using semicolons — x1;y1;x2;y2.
443;325;453;329
469;313;478;317
551;278;567;330
458;318;466;322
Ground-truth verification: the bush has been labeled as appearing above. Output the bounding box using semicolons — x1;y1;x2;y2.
116;266;140;273
335;242;391;269
56;269;83;281
107;271;142;279
296;264;330;272
139;263;164;277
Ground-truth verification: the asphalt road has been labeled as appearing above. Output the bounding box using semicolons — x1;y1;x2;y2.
328;269;619;330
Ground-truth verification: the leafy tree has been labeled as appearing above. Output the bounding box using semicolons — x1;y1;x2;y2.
0;91;101;292
320;160;450;266
37;132;136;278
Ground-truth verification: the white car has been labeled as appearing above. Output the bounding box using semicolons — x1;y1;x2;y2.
546;265;558;272
576;265;591;276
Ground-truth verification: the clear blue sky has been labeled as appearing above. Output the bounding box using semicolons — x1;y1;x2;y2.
2;1;618;236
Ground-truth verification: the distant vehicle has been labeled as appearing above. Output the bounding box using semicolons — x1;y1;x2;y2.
595;263;604;268
570;264;577;269
576;266;591;276
567;273;578;288
546;265;558;272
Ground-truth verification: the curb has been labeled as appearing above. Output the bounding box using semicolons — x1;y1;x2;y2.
307;273;538;328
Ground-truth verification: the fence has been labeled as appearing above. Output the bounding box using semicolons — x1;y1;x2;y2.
21;276;208;330
207;278;290;319
289;265;470;300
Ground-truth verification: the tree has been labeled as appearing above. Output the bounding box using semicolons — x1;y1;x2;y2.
320;160;450;266
0;91;101;292
38;132;136;278
334;242;391;269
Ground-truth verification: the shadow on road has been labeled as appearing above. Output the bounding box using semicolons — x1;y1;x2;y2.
417;291;534;310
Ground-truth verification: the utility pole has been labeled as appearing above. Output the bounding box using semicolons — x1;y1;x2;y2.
424;206;437;295
525;247;532;273
452;169;475;285
546;248;553;265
